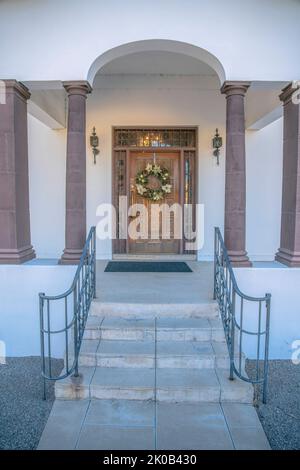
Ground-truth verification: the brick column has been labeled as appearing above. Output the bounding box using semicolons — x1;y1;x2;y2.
60;81;92;264
275;82;300;267
221;81;252;267
0;80;35;264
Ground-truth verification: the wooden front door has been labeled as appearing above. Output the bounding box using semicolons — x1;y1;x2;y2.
128;151;181;254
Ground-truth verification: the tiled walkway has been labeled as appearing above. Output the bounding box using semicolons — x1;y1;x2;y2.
38;398;270;450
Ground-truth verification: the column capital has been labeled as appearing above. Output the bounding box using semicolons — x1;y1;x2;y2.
279;81;300;104
2;79;31;101
221;81;251;97
63;80;92;96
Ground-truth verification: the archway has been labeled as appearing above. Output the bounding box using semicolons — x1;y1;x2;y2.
87;39;225;85
86;40;226;257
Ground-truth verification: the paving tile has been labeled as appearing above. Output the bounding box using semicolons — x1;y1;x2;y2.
216;369;253;403
157;341;213;356
76;424;155;450
156;341;215;368
100;317;155;340
230;426;271;450
55;366;95;400
102;317;155;328
95;339;155;367
38;399;89;450
91;367;155;388
80;339;100;353
221;403;271;449
76;340;100;364
157;402;234;450
84;317;104;339
156;368;220;402
208;318;223;329
157;318;212;341
157;317;211;329
85;399;155;427
157;368;219;388
211;341;229;356
222;403;262;428
98;340;155;355
90;368;155;400
85;316;104;329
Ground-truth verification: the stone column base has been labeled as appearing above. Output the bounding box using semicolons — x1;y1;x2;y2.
227;250;252;267
0;246;36;264
59;248;83;265
275;248;300;267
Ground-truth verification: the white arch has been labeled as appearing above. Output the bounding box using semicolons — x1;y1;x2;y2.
87;39;226;85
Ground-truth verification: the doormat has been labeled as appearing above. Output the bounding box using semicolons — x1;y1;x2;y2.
104;261;193;273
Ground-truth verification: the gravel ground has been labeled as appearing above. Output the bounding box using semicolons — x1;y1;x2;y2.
246;359;300;450
0;357;63;450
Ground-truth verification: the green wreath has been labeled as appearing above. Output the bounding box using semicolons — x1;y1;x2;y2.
135;163;172;201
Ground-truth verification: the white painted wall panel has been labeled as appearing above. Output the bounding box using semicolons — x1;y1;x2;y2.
0;265;76;357
234;267;300;360
28;114;66;258
246;119;283;261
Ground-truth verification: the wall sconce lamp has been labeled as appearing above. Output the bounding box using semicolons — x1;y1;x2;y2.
90;127;99;164
212;128;223;165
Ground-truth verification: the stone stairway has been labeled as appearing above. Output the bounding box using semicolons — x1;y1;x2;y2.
56;300;253;404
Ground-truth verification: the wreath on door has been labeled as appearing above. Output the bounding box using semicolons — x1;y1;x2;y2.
135;163;172;201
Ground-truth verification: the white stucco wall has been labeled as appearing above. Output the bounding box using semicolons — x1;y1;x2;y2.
234;267;300;360
0;265;76;357
246;118;283;261
0;0;299;82
28;114;66;258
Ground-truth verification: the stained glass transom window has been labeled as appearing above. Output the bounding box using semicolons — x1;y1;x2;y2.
114;128;196;148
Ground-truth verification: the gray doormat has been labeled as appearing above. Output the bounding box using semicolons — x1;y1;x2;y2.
104;261;192;272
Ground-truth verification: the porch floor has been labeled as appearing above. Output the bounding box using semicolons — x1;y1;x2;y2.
95;260;214;304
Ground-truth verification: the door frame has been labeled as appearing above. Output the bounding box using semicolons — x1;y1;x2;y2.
111;126;198;256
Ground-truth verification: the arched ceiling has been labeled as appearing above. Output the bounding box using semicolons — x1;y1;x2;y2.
96;51;217;77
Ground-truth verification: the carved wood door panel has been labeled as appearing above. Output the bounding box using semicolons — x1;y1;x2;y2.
128;151;180;254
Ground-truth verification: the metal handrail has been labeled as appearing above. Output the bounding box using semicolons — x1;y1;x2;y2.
213;227;271;403
39;227;96;399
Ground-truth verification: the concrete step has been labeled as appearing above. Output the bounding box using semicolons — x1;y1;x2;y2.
55;367;253;404
90;301;219;319
84;316;225;342
76;339;245;370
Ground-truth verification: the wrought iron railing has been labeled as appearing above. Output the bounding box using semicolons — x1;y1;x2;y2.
214;227;271;403
39;227;96;399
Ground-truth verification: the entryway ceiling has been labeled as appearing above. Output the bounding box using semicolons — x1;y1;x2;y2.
96;51;217;76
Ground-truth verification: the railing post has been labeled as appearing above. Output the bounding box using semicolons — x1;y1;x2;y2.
39;293;46;400
230;289;236;380
39;227;96;399
213;228;217;300
93;228;96;299
211;227;271;404
73;283;79;377
262;294;271;404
